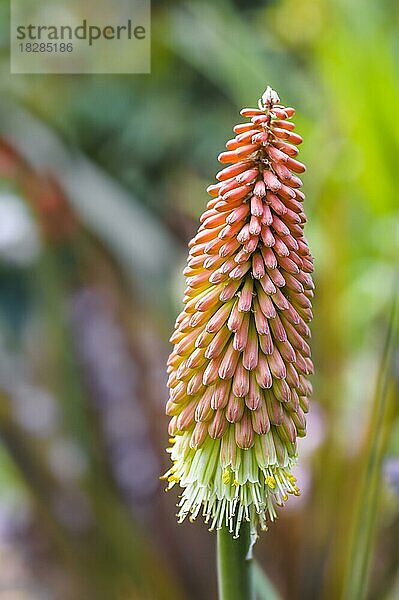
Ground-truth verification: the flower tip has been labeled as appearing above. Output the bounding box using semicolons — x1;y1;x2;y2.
259;86;280;109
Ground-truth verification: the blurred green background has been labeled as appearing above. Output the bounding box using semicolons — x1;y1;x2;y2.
0;0;398;598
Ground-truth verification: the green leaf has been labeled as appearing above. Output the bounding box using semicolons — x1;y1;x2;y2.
254;561;283;600
342;281;399;600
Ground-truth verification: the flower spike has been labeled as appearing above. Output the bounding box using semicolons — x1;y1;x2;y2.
163;87;314;538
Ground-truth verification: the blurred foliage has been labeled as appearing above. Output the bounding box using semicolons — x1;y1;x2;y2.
0;0;397;598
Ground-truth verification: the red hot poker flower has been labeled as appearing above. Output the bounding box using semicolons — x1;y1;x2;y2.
163;87;314;538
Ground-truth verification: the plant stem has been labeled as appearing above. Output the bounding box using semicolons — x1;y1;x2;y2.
217;523;255;600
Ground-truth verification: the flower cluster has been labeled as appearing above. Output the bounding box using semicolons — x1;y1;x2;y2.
164;87;314;537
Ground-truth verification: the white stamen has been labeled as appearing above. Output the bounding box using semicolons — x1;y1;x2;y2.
165;432;299;536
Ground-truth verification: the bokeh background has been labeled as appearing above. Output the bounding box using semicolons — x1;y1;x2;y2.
0;0;398;598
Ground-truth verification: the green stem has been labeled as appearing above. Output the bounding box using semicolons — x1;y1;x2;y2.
217;523;255;600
